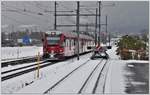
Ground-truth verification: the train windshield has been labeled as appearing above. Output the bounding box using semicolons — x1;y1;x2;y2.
46;36;60;45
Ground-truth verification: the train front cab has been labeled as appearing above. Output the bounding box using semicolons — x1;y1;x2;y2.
43;32;65;60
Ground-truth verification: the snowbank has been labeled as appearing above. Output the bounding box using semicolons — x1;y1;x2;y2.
1;46;43;61
126;60;149;64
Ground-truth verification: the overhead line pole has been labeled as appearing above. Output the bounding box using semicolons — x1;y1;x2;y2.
76;1;80;60
98;1;101;46
54;1;57;30
106;15;108;45
86;23;89;33
95;8;98;46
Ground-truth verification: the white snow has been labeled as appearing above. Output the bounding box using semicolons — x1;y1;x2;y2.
104;45;149;94
127;64;134;67
1;53;92;94
126;60;149;64
2;60;45;73
1;46;43;61
15;59;90;94
1;61;52;77
104;45;127;94
82;60;107;93
106;45;120;60
1;60;71;94
49;60;104;94
104;59;127;94
2;44;148;94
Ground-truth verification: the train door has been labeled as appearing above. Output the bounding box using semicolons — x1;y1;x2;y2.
65;39;69;56
81;39;84;53
74;39;77;55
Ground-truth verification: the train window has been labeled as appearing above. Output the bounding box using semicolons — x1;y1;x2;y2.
66;39;68;47
68;39;70;47
65;39;67;47
74;39;76;46
72;40;73;46
64;39;66;47
71;40;72;46
70;40;72;46
66;39;69;47
61;41;65;47
69;39;71;50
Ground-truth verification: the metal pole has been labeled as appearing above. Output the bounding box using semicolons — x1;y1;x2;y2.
106;15;108;45
86;23;88;33
98;1;101;46
109;33;111;46
76;1;80;60
54;1;57;30
95;8;98;46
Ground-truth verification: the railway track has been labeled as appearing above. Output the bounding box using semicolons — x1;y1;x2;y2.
1;56;41;67
43;59;91;94
78;59;107;94
2;51;91;68
1;60;48;74
1;61;56;81
44;59;109;94
92;59;109;94
1;52;92;81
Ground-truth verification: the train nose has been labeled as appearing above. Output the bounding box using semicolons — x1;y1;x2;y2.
50;50;55;58
47;47;56;52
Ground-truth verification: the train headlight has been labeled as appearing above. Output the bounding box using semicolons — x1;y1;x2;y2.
60;49;63;52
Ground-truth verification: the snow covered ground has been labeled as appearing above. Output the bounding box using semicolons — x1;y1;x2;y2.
1;46;43;61
49;60;106;94
1;44;149;94
1;61;51;78
1;52;93;94
105;45;149;94
2;60;44;73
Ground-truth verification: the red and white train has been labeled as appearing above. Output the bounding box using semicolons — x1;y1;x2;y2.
42;30;94;60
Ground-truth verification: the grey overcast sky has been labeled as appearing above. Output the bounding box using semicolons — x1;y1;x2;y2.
1;1;149;35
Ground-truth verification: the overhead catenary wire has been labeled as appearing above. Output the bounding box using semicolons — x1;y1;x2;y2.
2;3;45;16
2;2;75;31
58;2;76;24
2;5;51;31
2;5;50;23
2;14;50;31
34;1;47;11
28;1;53;14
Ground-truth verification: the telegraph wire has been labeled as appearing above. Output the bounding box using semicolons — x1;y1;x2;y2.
2;5;50;23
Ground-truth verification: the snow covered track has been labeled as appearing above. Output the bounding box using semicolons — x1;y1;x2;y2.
1;56;41;67
78;59;104;94
79;59;108;94
1;61;54;81
2;60;48;75
46;59;109;94
43;59;90;94
92;59;109;94
1;52;92;82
